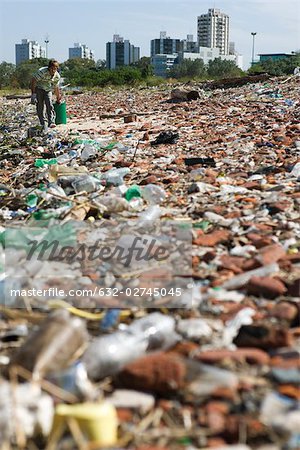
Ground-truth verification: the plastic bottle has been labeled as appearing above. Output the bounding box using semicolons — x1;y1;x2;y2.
68;149;78;159
56;153;71;164
46;182;67;198
72;175;103;194
114;142;129;152
184;359;239;397
141;184;166;205
100;168;130;186
10;309;88;380
82;312;180;380
80;144;97;162
46;361;96;400
137;205;162;228
93;194;129;213
112;184;128;197
0;227;41;250
221;263;280;290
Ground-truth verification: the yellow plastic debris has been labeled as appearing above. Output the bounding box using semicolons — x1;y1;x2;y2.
50;402;118;447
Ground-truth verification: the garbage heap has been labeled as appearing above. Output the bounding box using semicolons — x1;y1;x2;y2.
0;75;299;450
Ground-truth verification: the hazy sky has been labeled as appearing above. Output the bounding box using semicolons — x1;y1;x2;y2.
0;0;299;69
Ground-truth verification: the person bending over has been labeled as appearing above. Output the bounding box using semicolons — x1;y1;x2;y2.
31;59;62;132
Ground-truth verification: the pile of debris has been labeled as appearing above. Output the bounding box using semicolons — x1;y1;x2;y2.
0;74;299;449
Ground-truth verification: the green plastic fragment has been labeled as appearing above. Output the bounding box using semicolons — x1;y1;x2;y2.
193;220;210;231
101;142;117;150
26;193;38;207
177;437;192;445
73;138;100;148
32;210;60;220
125;185;141;201
73;138;117;151
34;158;57;168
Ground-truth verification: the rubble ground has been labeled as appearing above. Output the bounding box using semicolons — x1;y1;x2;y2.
0;75;300;450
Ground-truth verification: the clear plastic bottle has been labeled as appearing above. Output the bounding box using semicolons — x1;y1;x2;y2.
137;205;162;228
112;184;128;197
46;361;96;400
100;168;130;186
82;313;179;380
56;153;71;164
94;194;129;213
114;143;129;153
80;144;97;162
68;149;78;159
141;184;166;205
46;182;67;197
221;263;280;290
72;175;103;194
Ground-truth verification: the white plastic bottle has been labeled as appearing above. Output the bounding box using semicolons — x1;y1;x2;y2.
100;168;130;186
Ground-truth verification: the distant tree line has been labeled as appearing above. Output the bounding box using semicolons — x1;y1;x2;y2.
0;53;299;90
248;54;300;76
168;57;243;79
0;57;154;89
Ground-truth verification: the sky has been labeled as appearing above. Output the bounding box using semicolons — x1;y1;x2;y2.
0;0;299;69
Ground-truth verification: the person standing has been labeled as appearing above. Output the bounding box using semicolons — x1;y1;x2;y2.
30;59;62;132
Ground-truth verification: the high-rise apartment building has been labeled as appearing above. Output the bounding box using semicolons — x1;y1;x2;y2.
69;43;94;60
150;32;181;56
197;8;229;55
15;39;46;65
106;34;140;69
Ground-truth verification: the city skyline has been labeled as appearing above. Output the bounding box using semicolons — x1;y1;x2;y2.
0;0;299;69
